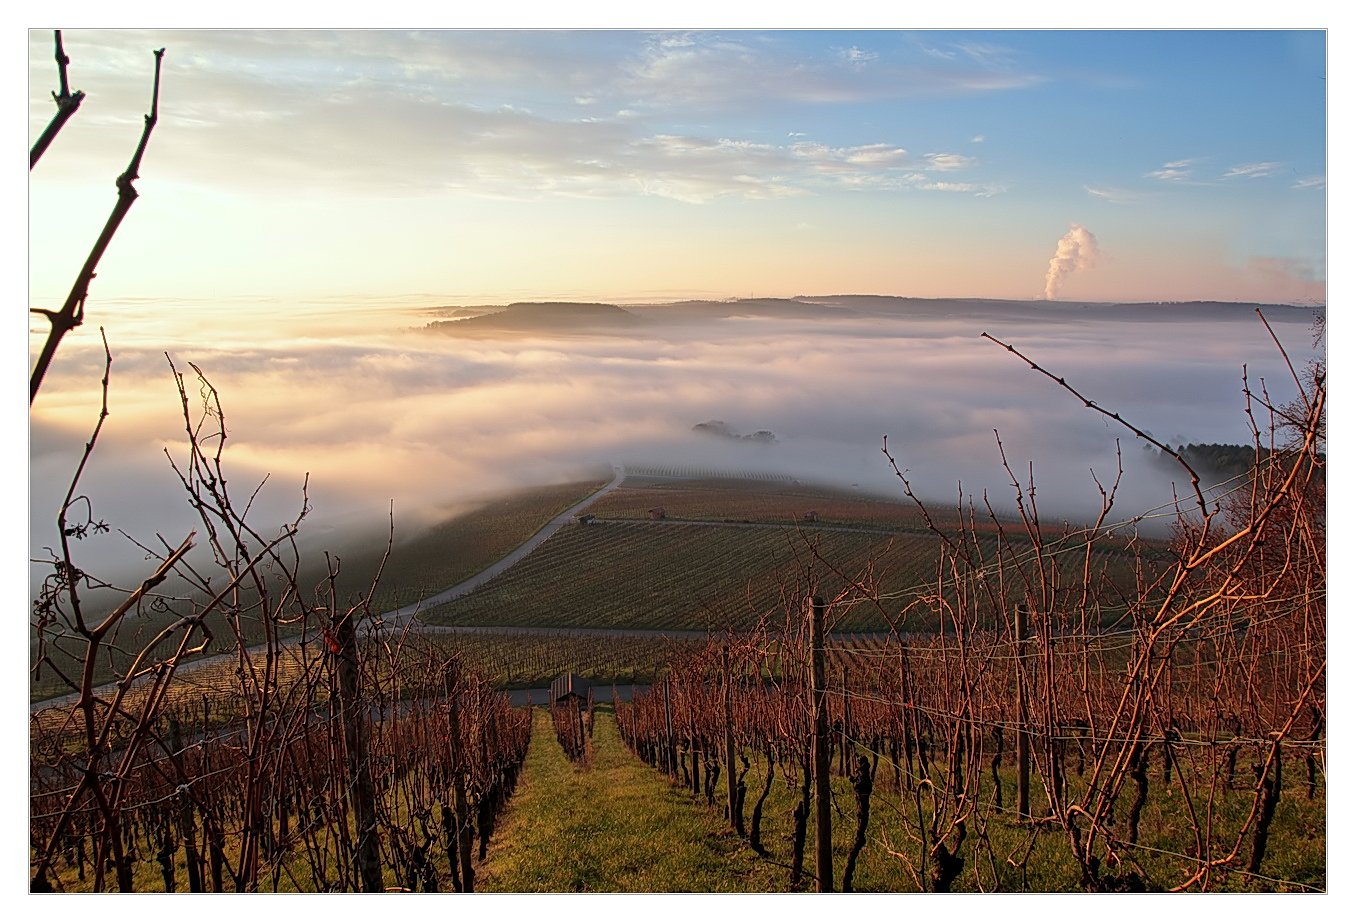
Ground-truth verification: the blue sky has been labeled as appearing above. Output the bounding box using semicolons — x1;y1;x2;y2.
26;25;1327;307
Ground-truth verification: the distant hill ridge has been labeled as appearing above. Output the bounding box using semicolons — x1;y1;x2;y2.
425;300;641;335
423;295;1321;336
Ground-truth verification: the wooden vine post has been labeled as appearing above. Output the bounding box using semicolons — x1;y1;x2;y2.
809;595;834;892
840;662;852;776
1015;602;1031;819
446;663;476;892
333;606;383;892
723;644;743;835
663;678;677;777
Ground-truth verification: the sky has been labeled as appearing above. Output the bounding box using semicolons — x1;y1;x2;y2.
26;27;1326;308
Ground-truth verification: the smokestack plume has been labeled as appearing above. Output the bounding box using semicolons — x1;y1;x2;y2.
1043;223;1101;300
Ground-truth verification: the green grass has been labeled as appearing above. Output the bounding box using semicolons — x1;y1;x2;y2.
478;707;789;892
33;689;1325;893
588;723;1327;893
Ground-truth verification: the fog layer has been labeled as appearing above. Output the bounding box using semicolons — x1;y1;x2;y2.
29;296;1322;587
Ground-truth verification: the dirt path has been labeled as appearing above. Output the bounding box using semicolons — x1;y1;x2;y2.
371;464;628;634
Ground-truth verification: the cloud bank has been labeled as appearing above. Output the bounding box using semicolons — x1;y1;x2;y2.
29;296;1323;591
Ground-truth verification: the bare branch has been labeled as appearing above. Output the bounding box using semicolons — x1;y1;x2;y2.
29;30;86;169
30;46;165;404
981;331;1212;525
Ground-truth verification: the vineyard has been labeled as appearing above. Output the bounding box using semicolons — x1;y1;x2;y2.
419;517;1150;634
616;612;1325;892
27;476;613;704
29;323;1324;892
609;331;1326;893
28;359;550;893
31;633;532;892
583;476;937;529
346;476;612;615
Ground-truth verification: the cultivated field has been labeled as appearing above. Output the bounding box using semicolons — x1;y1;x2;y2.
31;436;1324;893
29;477;611;704
419;479;1153;634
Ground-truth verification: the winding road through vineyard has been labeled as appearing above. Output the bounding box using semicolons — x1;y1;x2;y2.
372;464;629;634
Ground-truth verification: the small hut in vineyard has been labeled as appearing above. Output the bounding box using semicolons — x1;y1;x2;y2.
550;673;590;706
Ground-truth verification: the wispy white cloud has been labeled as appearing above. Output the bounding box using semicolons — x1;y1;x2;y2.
636;140;990;202
1292;175;1326;190
1086;186;1155;205
914;180;1006;196
1144;158;1206;182
1222;161;1284;179
30;30;1002;206
838;45;879;67
953;42;1019;67
919;152;977;171
626;31;1044;107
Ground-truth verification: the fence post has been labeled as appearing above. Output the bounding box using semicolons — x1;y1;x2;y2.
663;677;676;776
723;644;743;835
688;678;701;796
446;664;475;892
840;662;852;776
1015;602;1031;820
333;606;383;892
177;787;203;892
809;595;834;892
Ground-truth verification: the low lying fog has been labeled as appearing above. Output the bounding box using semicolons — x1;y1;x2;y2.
29;295;1322;589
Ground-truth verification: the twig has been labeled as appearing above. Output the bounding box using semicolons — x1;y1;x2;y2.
31;46;165;403
29;30;86;169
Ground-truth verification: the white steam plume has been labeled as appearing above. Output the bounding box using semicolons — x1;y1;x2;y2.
1043;223;1101;300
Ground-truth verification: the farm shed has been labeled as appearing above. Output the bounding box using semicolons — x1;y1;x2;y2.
575;513;596;526
550;673;590;705
802;510;818;522
648;507;666;520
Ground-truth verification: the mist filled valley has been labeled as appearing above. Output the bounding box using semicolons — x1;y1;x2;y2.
28;293;1321;591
